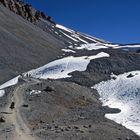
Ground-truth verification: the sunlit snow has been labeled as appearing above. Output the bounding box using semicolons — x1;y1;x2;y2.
56;24;74;33
93;71;140;136
0;76;20;90
0;52;109;98
71;34;88;44
116;44;140;49
29;90;41;95
60;31;79;42
25;52;109;79
80;33;107;43
0;90;5;97
61;49;76;53
0;76;20;97
75;43;108;50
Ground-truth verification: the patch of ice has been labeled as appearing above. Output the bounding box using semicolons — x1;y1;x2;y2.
26;52;110;80
93;71;140;136
62;49;76;53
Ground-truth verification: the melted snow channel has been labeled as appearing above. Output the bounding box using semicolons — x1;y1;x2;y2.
26;52;109;79
93;71;140;136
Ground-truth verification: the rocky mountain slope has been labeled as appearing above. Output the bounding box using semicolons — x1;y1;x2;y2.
0;3;64;84
0;0;140;140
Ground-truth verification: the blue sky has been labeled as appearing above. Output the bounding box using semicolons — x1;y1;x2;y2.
25;0;140;44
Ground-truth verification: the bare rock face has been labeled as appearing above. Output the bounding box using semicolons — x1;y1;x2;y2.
0;0;55;24
0;0;9;8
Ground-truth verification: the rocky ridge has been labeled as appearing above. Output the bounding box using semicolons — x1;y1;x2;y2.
0;0;55;23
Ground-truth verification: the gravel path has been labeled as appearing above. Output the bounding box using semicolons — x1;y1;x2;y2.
1;78;40;140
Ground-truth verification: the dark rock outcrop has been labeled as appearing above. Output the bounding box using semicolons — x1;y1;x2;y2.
0;0;55;24
0;117;5;123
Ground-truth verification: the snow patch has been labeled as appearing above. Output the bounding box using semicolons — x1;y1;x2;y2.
71;34;88;44
0;76;20;98
104;44;119;48
88;52;109;59
68;43;117;51
68;45;74;49
60;31;79;42
0;76;20;90
0;76;20;97
105;44;140;51
117;44;140;49
54;31;58;35
56;24;74;33
80;33;107;43
62;49;76;53
93;71;140;136
75;43;108;50
0;90;5;97
81;34;99;42
29;90;41;95
25;52;110;80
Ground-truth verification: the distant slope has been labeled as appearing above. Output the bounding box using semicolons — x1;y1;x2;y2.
36;20;108;47
0;5;64;84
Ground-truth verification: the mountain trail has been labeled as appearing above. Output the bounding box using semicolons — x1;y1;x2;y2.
4;78;41;140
